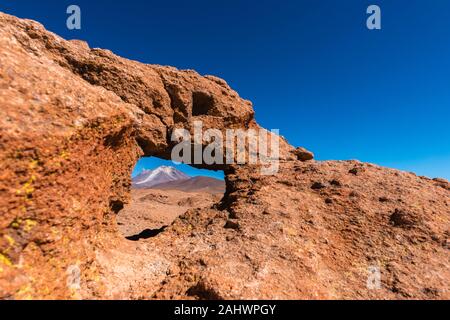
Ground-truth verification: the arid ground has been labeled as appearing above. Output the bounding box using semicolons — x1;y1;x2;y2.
118;188;224;239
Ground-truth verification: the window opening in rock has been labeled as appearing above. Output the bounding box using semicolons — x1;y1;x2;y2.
118;157;225;240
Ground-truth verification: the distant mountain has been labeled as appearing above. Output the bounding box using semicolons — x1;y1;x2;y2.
152;176;226;194
132;166;190;188
132;166;225;194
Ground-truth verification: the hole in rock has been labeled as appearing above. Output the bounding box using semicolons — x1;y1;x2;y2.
192;91;215;116
117;157;225;240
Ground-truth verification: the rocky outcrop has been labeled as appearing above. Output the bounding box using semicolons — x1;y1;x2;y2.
0;12;449;299
293;147;314;162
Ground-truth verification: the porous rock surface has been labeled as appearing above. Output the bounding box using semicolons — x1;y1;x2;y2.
0;12;448;299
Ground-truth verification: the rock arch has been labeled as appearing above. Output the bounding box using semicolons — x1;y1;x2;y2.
1;13;448;300
0;12;293;298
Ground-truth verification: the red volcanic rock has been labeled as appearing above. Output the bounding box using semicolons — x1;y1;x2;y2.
293;147;314;162
0;12;449;300
433;178;450;191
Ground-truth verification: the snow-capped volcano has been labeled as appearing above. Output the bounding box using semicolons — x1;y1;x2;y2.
132;166;190;188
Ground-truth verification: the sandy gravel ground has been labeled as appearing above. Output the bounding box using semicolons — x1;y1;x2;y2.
118;188;223;238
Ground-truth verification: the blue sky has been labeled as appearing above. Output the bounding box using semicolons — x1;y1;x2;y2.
2;1;449;179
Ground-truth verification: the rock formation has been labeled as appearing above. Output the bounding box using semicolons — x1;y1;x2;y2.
0;12;448;299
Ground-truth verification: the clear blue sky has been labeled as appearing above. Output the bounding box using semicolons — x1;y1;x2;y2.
2;1;449;179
